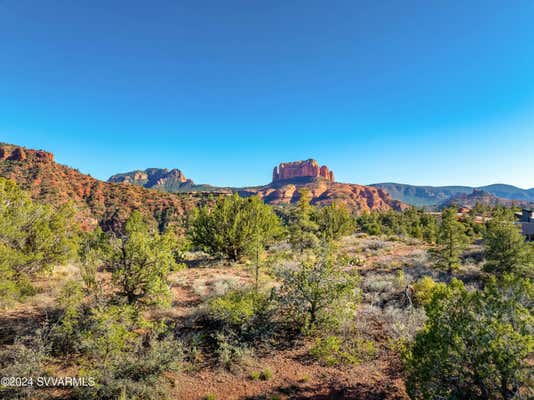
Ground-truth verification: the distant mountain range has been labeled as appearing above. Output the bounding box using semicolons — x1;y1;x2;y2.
2;141;530;233
441;189;534;209
107;161;405;213
370;183;534;207
108;166;533;210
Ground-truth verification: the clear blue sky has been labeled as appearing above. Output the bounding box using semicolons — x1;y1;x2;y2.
1;0;533;188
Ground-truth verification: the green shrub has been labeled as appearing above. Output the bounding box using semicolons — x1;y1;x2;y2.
109;211;178;307
338;252;364;267
0;178;78;305
50;281;86;355
208;289;260;326
206;287;276;340
76;336;183;400
483;217;531;277
314;202;354;242
309;335;376;366
277;245;360;332
342;337;377;364
250;371;261;380
412;276;442;307
0;334;49;399
189;194;282;261
213;332;252;371
404;275;533;399
287;189;320;253
309;335;342;366
260;368;273;381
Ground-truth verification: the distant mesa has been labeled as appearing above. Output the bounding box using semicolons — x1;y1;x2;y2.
108;168;196;192
238;158;405;213
107;168;225;193
272;159;334;183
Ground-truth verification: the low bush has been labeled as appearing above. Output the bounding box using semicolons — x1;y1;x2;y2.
213;332;252;371
206;287;277;340
250;371;261;380
260;368;273;380
412;276;442;306
309;335;377;366
75;336;183;400
277;245;360;333
0;334;49;400
404;275;533;399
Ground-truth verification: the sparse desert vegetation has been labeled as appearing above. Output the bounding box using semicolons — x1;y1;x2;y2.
3;1;534;397
0;179;532;400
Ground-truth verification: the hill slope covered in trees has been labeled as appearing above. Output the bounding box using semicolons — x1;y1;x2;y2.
0;143;209;232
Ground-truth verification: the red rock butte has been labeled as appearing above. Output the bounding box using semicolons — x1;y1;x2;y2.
272;159;334;183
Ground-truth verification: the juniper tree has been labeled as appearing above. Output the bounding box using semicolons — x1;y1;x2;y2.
404;275;533;400
278;244;360;331
288;189;320;252
189;194;282;263
109;211;177;306
0;178;78;304
314;202;354;242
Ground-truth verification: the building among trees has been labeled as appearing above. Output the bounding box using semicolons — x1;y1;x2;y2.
518;208;534;241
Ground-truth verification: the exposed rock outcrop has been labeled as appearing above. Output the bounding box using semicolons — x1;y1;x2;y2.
241;181;405;213
0;145;53;163
108;168;193;191
244;159;405;213
108;168;225;193
272;159;334;183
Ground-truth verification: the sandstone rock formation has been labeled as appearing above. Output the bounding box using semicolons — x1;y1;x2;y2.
108;168;192;190
0;145;53;163
243;159;405;213
241;180;405;213
108;168;226;193
272;159;334;183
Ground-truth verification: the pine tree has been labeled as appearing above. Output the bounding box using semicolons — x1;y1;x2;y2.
431;207;468;273
483;217;531;277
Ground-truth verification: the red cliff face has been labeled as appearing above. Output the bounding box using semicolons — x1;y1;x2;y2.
0;145;53;163
244;158;405;213
241;180;406;213
272;159;334;183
